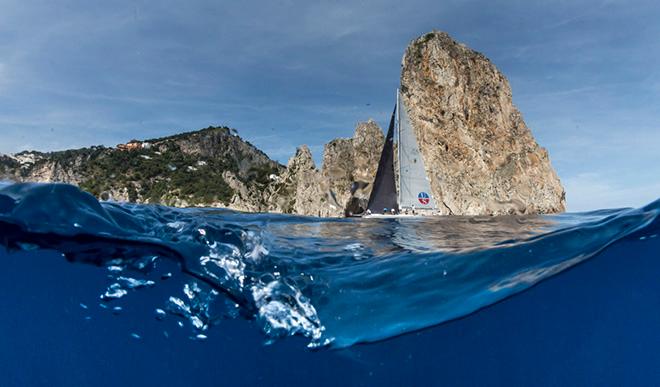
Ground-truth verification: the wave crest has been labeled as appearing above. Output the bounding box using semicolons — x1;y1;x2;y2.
0;183;658;348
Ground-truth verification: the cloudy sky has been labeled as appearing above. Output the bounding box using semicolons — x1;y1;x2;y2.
1;0;658;211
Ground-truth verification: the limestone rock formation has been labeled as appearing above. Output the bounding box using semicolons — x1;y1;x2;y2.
269;120;385;217
266;145;332;217
322;120;384;216
400;31;565;215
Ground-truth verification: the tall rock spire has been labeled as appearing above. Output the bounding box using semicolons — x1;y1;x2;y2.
400;31;565;215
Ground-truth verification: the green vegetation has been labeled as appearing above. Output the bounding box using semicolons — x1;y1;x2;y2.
78;144;238;205
2;126;284;208
247;163;280;187
0;156;19;177
145;126;229;143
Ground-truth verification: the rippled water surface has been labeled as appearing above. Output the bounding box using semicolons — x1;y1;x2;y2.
1;182;658;352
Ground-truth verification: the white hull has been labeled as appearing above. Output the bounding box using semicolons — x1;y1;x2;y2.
362;212;437;219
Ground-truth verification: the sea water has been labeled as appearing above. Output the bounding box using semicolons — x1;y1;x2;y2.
0;182;658;386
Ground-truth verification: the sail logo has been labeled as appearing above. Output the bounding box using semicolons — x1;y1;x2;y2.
418;192;430;205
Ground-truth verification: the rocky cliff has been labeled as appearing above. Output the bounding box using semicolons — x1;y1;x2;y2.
266;145;328;216
400;31;565;215
321;120;385;216
266;120;384;217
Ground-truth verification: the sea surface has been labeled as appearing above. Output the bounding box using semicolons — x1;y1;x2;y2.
0;182;659;386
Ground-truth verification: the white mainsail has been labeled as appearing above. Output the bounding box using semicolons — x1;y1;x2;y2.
366;89;437;215
396;90;437;211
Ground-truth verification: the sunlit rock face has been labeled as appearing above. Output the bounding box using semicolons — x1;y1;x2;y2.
322;120;384;216
270;120;384;217
400;31;565;215
267;145;329;217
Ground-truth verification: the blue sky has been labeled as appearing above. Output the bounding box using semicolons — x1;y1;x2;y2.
0;0;658;211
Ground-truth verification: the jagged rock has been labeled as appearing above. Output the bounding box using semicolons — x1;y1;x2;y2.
222;170;267;212
321;120;384;216
400;31;565;215
269;120;385;217
267;145;334;216
322;138;354;214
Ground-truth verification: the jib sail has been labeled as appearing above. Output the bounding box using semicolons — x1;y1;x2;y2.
366;106;398;213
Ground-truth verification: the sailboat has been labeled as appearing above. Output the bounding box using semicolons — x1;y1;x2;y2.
364;89;438;217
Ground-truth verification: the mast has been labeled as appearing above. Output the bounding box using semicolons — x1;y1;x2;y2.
366;88;437;214
396;89;402;210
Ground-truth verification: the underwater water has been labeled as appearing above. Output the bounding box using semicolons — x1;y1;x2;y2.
0;182;658;386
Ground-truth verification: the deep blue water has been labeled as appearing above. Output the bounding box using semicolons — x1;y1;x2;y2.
0;182;658;386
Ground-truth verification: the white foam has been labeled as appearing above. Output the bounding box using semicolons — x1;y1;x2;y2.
251;280;326;348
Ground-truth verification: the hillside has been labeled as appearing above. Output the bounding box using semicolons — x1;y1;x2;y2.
0;126;284;210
